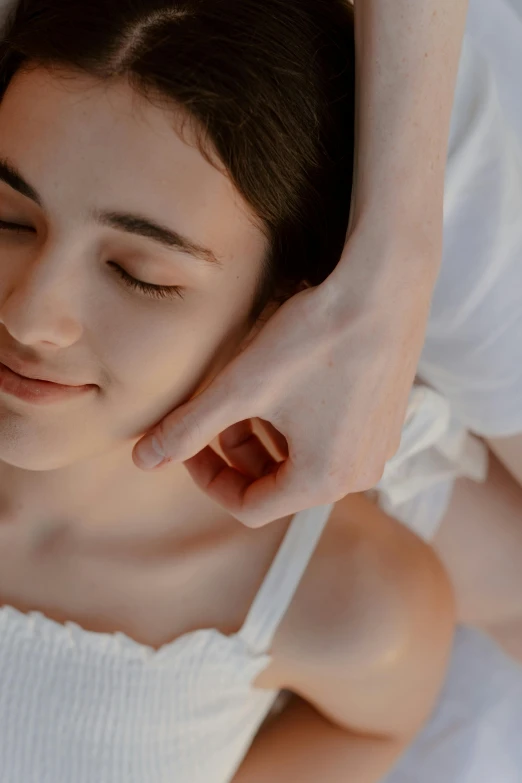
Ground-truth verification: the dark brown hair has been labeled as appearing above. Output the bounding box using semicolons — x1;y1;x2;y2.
0;0;355;320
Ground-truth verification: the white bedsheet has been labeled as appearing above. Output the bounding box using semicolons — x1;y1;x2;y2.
384;626;522;783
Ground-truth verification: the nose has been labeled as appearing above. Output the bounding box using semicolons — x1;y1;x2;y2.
0;247;84;349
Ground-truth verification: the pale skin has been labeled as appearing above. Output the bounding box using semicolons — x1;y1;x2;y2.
0;4;520;776
488;436;522;490
0;5;476;780
233;494;455;783
3;3;519;778
0;6;516;783
434;449;522;663
486;436;522;652
233;450;522;782
0;67;455;781
133;0;471;529
351;0;522;667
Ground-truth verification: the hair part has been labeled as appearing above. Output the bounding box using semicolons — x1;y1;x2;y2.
0;0;355;321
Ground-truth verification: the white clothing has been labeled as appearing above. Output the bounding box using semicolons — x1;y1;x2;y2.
0;504;334;783
376;391;522;783
376;0;522;538
375;385;488;541
419;0;522;438
1;1;522;781
369;7;522;776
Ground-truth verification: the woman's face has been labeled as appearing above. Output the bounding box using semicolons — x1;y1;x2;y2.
0;67;267;470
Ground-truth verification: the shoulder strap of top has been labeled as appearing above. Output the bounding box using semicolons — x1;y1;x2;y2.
237;503;335;655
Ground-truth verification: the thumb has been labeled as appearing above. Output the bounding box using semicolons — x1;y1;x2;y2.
132;380;243;470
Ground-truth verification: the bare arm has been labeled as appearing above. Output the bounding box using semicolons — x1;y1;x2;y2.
488;435;522;489
349;0;469;253
232;495;456;782
231;695;407;783
134;0;469;525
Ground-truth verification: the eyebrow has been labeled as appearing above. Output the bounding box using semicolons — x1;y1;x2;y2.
0;157;221;267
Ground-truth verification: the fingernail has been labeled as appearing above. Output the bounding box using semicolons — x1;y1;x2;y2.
135;435;165;469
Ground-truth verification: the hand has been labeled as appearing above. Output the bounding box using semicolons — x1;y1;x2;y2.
132;230;436;528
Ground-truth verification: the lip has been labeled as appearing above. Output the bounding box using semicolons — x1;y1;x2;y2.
0;353;91;387
0;361;96;405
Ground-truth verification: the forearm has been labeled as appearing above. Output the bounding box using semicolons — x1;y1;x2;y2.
323;0;469;350
351;0;468;236
231;695;407;783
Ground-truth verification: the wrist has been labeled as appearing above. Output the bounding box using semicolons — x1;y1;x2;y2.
348;177;445;249
325;218;442;317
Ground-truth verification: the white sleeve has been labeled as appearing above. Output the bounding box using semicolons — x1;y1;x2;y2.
418;27;522;437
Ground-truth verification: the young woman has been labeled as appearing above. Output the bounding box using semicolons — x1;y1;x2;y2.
0;1;455;782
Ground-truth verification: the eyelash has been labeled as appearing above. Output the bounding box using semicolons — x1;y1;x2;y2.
107;262;185;300
0;220;185;301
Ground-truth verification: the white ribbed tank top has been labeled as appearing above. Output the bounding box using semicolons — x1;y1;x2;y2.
0;503;334;783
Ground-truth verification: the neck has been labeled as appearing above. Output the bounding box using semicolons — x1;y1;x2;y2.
0;440;225;551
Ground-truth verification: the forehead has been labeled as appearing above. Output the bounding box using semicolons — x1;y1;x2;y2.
0;66;266;266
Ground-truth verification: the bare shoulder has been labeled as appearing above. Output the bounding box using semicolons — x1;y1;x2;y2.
255;492;454;716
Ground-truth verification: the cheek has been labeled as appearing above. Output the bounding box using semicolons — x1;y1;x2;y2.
100;289;251;430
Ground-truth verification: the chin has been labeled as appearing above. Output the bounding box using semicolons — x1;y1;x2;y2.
0;412;84;471
0;442;76;471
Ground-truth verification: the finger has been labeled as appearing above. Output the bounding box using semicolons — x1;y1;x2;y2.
254;418;289;459
132;376;250;470
231;460;317;527
185;447;318;528
219;420;279;479
183;445;258;510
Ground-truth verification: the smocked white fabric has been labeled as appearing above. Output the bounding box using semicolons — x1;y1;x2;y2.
1;1;522;781
0;503;334;783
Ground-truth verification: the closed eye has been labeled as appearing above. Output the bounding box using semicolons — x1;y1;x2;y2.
0;220;185;301
108;262;185;301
